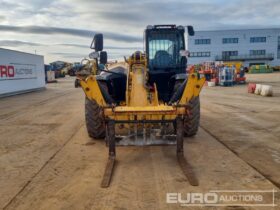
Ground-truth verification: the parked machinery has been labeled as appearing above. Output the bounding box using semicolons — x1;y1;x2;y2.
223;61;246;84
198;62;217;81
249;65;273;74
69;62;83;76
196;61;246;86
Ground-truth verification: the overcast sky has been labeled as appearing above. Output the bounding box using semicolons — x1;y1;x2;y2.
0;0;280;63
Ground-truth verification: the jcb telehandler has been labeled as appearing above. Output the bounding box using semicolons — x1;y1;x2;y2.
80;25;205;187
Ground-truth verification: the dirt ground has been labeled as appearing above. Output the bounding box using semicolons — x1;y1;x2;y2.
0;73;279;210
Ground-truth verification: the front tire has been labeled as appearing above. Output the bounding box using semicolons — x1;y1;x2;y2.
85;98;105;139
184;97;200;137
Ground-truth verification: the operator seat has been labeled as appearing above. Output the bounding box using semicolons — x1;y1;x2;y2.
153;50;172;68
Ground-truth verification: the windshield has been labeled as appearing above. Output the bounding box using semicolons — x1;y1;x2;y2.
148;31;184;70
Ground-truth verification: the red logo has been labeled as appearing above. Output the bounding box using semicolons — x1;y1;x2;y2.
0;65;15;78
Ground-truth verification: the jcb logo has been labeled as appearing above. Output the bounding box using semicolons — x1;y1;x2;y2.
0;65;15;78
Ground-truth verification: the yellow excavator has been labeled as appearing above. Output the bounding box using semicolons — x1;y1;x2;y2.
80;25;205;187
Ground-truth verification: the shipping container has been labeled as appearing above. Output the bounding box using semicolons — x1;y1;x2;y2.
0;48;45;97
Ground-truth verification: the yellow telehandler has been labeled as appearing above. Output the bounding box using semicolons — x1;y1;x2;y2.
80;25;205;187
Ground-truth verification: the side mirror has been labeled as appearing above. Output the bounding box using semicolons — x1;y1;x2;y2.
90;33;103;51
187;26;195;36
100;51;107;64
180;50;189;57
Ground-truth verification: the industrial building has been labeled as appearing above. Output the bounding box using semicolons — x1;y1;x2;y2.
187;28;280;67
0;48;45;97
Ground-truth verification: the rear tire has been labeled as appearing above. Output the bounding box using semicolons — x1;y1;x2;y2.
184;97;200;137
85;98;105;139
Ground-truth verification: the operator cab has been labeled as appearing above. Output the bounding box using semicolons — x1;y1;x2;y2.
145;25;187;73
145;25;194;102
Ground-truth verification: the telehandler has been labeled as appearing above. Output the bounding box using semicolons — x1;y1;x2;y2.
80;25;205;187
